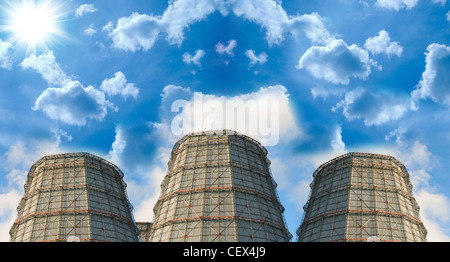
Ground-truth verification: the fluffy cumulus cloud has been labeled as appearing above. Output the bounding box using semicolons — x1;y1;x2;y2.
20;51;133;126
168;84;302;146
333;87;417;126
0;40;13;70
297;39;380;85
75;4;97;18
105;0;334;52
412;43;450;106
100;71;139;99
447;10;450;22
105;13;162;52
182;49;206;67
364;30;403;57
245;49;268;67
33;81;114;126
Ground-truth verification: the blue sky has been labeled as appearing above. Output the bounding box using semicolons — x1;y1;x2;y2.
0;0;449;242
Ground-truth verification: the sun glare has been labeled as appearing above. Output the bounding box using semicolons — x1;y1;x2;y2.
2;0;66;53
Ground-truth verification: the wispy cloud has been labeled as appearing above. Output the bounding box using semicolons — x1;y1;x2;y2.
182;49;206;67
0;40;13;70
245;49;268;67
215;40;237;56
75;4;97;18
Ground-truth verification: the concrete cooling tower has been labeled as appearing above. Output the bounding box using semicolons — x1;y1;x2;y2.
296;152;427;242
9;152;139;242
146;130;292;242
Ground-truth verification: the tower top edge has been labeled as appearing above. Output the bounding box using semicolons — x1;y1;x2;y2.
172;129;268;153
312;152;409;177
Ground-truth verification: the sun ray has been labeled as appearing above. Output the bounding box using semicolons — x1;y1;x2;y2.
1;0;69;54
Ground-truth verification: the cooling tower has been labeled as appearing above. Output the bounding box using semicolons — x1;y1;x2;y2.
9;152;139;242
146;130;292;242
296;152;427;242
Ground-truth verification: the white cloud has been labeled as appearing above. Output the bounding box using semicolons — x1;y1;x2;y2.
230;0;290;45
100;71;139;99
84;24;97;36
330;126;347;154
0;190;22;241
106;126;127;168
383;135;450;241
364;30;403;57
375;0;446;10
107;83;303;225
412;43;450;106
375;0;420;10
333;87;416;126
102;21;114;33
21;51;69;86
416;190;450;222
0;135;64;241
33;81;115;126
169;84;302;146
447;10;450;22
106;0;216;51
106;122;175;223
215;40;237;56
231;2;333;45
0;40;13;70
126;148;169;222
182;49;206;67
297;39;380;85
161;84;193;109
433;0;447;6
21;52;119;126
105;13;162;52
159;0;218;46
268;124;348;221
75;4;97;18
245;49;268;67
106;0;334;52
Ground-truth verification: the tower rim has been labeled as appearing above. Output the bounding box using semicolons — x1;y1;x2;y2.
312;152;410;180
171;129;268;156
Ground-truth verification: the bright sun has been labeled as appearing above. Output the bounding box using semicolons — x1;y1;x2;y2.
2;0;65;53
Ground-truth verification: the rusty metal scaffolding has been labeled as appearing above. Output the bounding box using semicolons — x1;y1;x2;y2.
144;130;292;242
296;152;427;242
9;152;139;242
